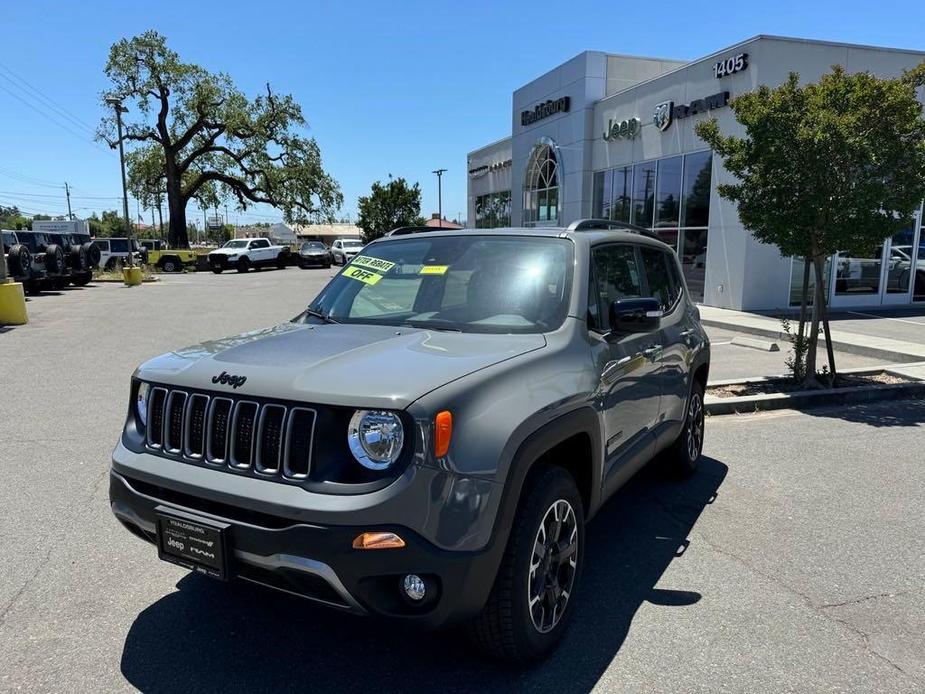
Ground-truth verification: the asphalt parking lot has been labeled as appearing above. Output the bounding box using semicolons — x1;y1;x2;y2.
1;269;923;693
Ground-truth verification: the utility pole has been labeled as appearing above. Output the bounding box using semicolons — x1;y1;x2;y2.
106;97;133;266
432;168;447;226
64;182;73;220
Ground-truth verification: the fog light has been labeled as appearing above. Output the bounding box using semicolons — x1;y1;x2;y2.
352;531;405;550
403;574;426;601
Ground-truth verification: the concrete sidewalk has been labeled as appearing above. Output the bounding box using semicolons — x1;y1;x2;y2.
699;306;925;362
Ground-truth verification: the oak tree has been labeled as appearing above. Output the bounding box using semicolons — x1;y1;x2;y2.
97;30;342;247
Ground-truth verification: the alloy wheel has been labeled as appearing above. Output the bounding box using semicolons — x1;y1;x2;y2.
528;499;579;634
686;392;704;461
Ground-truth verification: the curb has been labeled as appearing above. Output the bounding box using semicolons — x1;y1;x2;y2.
701;317;922;363
705;380;925;416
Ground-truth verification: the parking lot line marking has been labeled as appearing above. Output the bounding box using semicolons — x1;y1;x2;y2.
711;340;734;346
844;310;925;327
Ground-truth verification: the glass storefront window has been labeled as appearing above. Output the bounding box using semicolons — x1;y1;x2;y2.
523;141;559;226
592;170;612;220
915;228;925;302
654;156;682;229
789;256;832;306
678;229;708;303
835;247;883;296
681;151;712;228
631;162;656;228
886;225;917;294
474;191;512;228
611;166;632;223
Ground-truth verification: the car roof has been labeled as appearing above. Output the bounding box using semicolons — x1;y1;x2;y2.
367;224;672;250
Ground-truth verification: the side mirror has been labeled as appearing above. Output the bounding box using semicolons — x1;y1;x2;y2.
608;297;663;337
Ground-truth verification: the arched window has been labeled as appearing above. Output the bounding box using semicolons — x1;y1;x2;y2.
523;139;559;226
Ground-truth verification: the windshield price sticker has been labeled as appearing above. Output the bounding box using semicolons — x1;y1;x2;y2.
351;255;396;273
419;265;449;275
343;266;384;285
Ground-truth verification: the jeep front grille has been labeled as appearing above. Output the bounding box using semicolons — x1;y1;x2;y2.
144;388;316;482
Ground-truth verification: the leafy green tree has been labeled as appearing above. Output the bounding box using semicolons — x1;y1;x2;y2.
0;205;31;230
357;176;424;241
87;210;131;237
97;30;343;248
696;64;925;384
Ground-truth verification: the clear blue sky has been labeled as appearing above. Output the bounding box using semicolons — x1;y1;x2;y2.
2;0;924;227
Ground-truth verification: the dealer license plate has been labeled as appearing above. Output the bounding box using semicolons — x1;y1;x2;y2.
156;506;230;581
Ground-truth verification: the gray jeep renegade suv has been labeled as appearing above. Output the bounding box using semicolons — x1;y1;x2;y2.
110;221;710;662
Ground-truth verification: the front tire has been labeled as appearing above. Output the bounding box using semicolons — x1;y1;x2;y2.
665;381;705;475
468;466;584;663
236;257;250;273
211;267;223;274
162;257;179;273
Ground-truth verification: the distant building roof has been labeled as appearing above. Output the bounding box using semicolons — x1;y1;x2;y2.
424;213;463;229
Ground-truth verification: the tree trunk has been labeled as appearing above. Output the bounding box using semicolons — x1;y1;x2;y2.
163;154;189;249
797;255;811;342
803;258;823;387
156;204;164;240
814;254;838;384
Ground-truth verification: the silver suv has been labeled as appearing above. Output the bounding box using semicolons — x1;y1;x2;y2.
109;221;710;662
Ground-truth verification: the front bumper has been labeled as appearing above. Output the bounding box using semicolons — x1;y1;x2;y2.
208;255;231;269
108;456;502;628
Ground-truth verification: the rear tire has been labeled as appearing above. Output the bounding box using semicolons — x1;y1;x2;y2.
277;254;287;270
211;267;223;274
161;257;179;273
236;257;250;273
467;466;584;663
664;380;705;476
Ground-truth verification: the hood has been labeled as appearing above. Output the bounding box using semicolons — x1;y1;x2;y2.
209;247;243;256
137;322;546;409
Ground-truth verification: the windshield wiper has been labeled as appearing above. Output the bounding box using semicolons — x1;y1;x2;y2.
399;319;462;332
304;307;339;324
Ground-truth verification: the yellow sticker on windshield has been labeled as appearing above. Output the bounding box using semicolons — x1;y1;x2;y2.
419;265;449;275
351;255;395;273
343;266;383;285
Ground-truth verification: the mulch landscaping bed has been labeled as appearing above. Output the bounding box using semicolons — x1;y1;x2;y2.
709;371;914;398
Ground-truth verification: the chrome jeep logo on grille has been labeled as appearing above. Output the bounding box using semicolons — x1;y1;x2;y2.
212;371;247;389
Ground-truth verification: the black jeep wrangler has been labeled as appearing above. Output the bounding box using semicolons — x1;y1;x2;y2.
45;231;100;287
2;229;43;291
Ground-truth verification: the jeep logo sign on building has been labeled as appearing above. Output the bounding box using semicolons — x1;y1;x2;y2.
520;96;570;126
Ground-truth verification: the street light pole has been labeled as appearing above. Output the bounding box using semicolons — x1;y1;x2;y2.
432;168;447;226
106;97;133;266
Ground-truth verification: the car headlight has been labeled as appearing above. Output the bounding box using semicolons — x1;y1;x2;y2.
348;410;404;470
136;382;150;426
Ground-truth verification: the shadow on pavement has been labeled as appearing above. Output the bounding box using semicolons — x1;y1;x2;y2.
801;397;925;428
120;457;727;693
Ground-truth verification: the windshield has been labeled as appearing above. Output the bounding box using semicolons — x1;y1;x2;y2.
223;240;249;249
302;242;325;250
303;235;573;334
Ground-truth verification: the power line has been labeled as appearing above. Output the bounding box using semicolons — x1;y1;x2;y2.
0;62;98;134
0;81;113;156
0;165;64;189
0;189;123;201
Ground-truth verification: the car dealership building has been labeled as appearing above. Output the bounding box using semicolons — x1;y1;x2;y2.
467;36;925;310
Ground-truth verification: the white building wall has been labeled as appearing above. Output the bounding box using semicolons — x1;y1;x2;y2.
467;137;512;224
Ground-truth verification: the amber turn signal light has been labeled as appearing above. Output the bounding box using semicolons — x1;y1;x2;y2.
434;410;453;458
352;531;406;550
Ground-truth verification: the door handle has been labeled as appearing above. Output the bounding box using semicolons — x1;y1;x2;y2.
643;345;663;359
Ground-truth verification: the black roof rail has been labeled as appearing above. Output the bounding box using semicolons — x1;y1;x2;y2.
565;218;661;241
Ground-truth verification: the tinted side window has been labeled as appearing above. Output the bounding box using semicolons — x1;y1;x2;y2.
640;247;681;311
94;240;109;251
110;239;129;253
590;244;643;332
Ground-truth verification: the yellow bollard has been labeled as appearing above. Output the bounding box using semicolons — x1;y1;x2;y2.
0;281;28;325
123;267;143;286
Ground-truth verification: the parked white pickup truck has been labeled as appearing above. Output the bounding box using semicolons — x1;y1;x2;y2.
208;238;290;274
